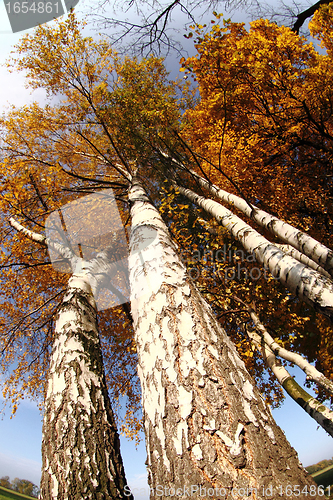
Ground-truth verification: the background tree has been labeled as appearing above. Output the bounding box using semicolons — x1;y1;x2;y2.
9;216;133;499
0;476;11;489
0;476;40;497
11;477;36;496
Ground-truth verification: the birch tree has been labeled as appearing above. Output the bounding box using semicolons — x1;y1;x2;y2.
0;13;182;498
239;298;333;437
0;11;331;500
173;181;333;321
175;166;333;278
128;172;322;498
9;205;133;499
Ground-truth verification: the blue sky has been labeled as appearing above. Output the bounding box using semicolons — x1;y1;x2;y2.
0;2;332;497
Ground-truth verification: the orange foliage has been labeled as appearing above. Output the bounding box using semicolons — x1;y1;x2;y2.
173;9;333;406
0;12;180;439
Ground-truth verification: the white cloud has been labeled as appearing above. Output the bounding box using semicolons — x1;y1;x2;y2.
0;67;46;111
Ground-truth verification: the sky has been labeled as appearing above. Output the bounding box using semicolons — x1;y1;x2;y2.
0;1;332;498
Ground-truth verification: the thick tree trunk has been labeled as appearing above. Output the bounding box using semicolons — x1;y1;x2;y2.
40;272;131;500
175;182;333;322
128;176;321;500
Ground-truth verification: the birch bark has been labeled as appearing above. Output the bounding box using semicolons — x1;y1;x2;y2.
244;306;333;437
9;218;131;500
275;244;331;279
128;176;320;499
40;272;132;500
174;183;333;322
184;169;333;277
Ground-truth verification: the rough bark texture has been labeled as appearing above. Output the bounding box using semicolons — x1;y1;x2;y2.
40;273;132;500
128;177;321;500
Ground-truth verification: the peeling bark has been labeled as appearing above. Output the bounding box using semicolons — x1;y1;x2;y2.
128;176;321;500
9;218;132;499
40;273;131;500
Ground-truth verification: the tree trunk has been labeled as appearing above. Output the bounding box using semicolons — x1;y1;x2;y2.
40;272;132;500
275;243;330;279
175;182;333;322
244;306;333;437
181;169;333;277
128;176;321;499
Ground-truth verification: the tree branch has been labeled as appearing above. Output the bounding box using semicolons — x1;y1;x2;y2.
292;0;331;33
234;296;333;395
9;217;47;245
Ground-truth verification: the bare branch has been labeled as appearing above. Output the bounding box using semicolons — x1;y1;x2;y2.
292;0;331;33
88;0;248;56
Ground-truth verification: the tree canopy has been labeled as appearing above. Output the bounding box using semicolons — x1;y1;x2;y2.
0;2;333;464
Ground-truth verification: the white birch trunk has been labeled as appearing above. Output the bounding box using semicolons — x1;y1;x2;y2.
275;244;331;279
175;183;333;322
250;313;333;395
184;170;333;277
40;272;132;500
128;175;320;499
245;309;333;437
